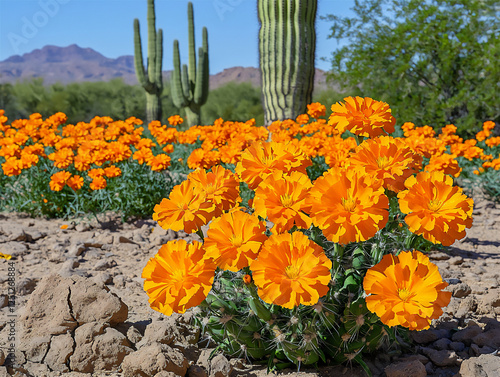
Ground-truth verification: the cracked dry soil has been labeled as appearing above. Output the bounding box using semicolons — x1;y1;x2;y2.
0;187;500;377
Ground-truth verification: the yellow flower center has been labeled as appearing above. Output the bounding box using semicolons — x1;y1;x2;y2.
280;194;294;208
230;235;244;248
397;287;415;302
341;194;357;212
427;199;443;212
171;269;185;283
375;156;390;169
285;264;301;279
205;183;217;195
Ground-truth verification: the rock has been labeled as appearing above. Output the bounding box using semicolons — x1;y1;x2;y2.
121;343;188;377
449;256;464;265
9;230;33;242
455;296;477;318
137;319;177;347
445;278;462;285
0;349;4;366
384;360;426;377
70;325;132;373
92;272;113;285
19;336;51;363
472;329;500;348
16;278;37;295
477;289;500;315
69;275;128;325
68;243;86;257
113;274;126;288
433;338;452;350
154;372;179;377
126;325;143;344
0;295;8;309
421;348;459;367
20;275;77;339
210;354;232;377
188;365;208;377
411;329;440;344
75;222;91;232
44;332;74;372
94;259;118;271
452;324;483;346
118;236;137;244
0;242;28;257
451;283;472;298
459;354;500;377
429;252;450;261
450;341;466;352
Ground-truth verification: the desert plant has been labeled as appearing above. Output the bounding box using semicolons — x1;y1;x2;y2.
134;0;163;124
171;2;209;127
258;0;317;125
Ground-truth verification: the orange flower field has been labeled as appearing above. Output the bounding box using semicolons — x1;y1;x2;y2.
1;97;499;369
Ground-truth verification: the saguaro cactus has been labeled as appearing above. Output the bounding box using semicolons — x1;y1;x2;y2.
258;0;317;125
171;2;209;127
134;0;163;124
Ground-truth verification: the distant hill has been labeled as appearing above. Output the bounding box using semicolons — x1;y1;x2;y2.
0;44;331;90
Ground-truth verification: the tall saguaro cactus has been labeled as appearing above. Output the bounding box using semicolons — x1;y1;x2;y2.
258;0;317;125
134;0;163;124
171;2;209;127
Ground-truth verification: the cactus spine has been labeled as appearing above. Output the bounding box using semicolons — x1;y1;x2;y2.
258;0;317;125
171;2;209;127
134;0;163;124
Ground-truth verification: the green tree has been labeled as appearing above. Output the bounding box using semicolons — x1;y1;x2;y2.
202;82;264;125
324;0;500;135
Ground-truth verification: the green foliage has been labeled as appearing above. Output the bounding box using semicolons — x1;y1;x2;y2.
171;2;209;127
202;83;264;125
1;79;177;125
323;0;500;136
133;0;164;123
258;0;317;125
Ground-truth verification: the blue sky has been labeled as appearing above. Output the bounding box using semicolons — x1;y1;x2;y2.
0;0;355;74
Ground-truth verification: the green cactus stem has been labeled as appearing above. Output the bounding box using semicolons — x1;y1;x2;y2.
171;2;209;127
134;0;163;124
258;0;317;126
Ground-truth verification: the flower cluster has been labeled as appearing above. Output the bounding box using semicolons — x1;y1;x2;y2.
143;97;474;335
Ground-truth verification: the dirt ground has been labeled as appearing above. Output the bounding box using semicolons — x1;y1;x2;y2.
0;186;499;377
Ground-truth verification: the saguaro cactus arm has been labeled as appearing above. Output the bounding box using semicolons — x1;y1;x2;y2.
170;1;209;127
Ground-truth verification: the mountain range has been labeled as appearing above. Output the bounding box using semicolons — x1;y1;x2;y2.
0;44;331;91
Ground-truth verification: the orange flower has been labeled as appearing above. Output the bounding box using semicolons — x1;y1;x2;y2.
67;175;84;190
296;114;309;125
235;140;312;189
363;250;451;331
397;171;473;246
104;166;122;178
168;115;184;126
204;210;267;271
162;144;174;154
133;148;154;165
48;148;74;169
307;102;326;119
60;224;68;230
88;168;105;179
308;166;389;245
328;96;396;137
250;232;332;309
153;180;215;233
253;171;312;233
19;152;39;169
349;136;422;192
2;157;22;176
50;171;72;191
425;153;461;178
187;166;240;217
142;240;216;316
90;176;107;190
148;154;171;172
